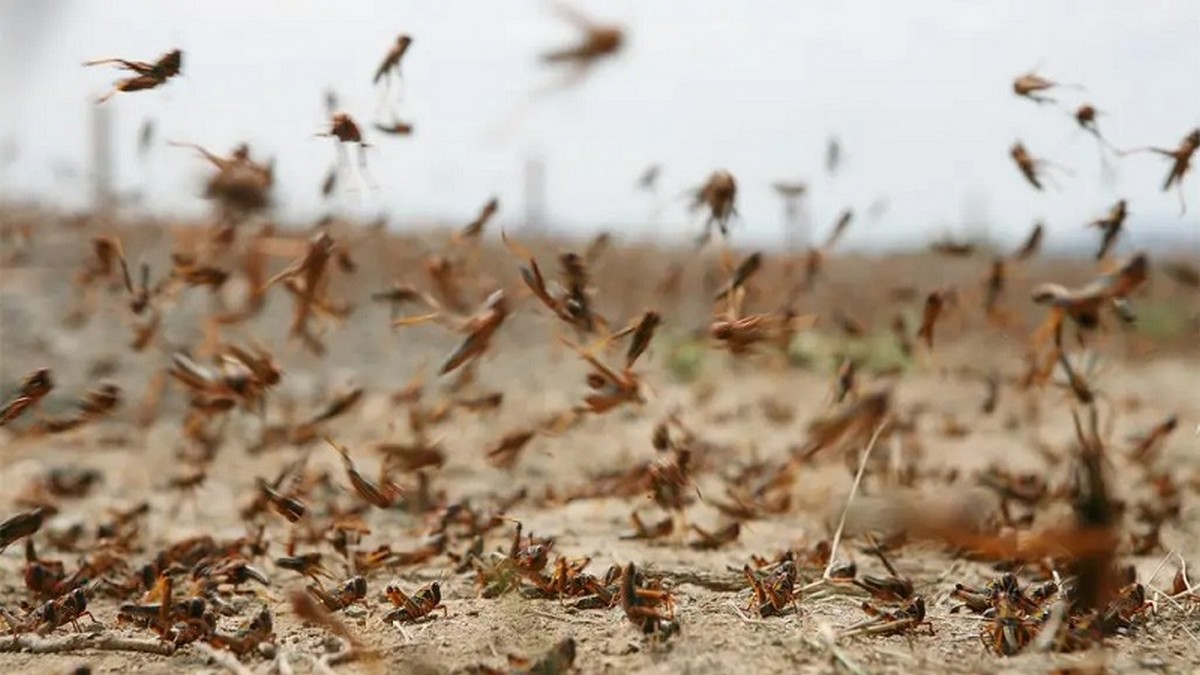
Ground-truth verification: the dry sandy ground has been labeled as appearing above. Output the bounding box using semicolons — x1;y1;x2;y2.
1;214;1199;674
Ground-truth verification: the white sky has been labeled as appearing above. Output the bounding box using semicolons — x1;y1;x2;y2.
1;0;1198;251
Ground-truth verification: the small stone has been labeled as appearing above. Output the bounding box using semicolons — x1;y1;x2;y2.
257;641;276;658
345;605;366;619
321;636;343;653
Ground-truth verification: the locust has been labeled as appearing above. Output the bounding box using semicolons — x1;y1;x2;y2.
457;197;500;242
374;34;414;85
276;553;335;584
1089;199;1128;260
802;209;853;290
501;230;607;335
620;562;678;637
560;335;647;415
1031;252;1148;346
485;429;537;470
319;112;372;175
373;119;415;136
395;289;510;376
743;557;799;617
1122;128;1199;212
326;437;403;509
307;576;368;613
1;368;53;428
1012;221;1044;261
262;231;339;354
916;289;946;350
541;0;623;87
690;170;738;243
85;49;182;103
384;581;447;623
1;508;50;552
1010;141;1064;191
1012;70;1079;105
798;388;891;461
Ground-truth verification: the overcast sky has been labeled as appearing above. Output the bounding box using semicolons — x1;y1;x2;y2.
1;0;1197;251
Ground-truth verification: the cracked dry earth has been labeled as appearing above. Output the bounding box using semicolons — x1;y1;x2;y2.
1;223;1199;675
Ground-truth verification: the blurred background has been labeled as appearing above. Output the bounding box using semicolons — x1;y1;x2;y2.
0;0;1197;252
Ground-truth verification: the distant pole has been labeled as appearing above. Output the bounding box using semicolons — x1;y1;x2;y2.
523;154;546;233
90;102;114;212
782;194;811;252
797;195;812;250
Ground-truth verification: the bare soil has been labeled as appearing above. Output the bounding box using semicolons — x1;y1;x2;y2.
1;212;1198;674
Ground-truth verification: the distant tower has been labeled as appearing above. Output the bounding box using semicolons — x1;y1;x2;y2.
523;154;546;233
90;102;114;212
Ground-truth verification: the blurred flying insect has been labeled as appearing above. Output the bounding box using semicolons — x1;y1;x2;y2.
621;512;674;541
1012;69;1080;105
831;358;859;404
276;553;335;584
826;136;842;175
1;508;48;552
710;269;816;358
1128;415;1178;463
713;252;762;302
637;164;661;192
1088;199;1127;261
561;335;649;416
688;521;740;551
263;231;340;354
981;371;1000;414
1031;252;1148;347
916;289;946;350
320;164;338;198
288;589;367;654
798;387;891;461
1161;260;1199;289
802;209;853;290
493;637;577;675
1122;128;1200;214
456;197;500;242
77;236;134;295
1010;141;1069;191
983;258;1007;322
255;478;307;523
848;535;914;602
541;1;624;88
318;112;374;187
929;237;975;258
606;310;661;371
374;34;414;85
85;49;182;103
170;141;274;217
501;230;607;335
1;368;54;428
307;576;367;613
326;437;403;509
373;119;415;137
1072;104;1114;151
485;429;537;470
1011;221;1044;262
689;170;738;244
396;290;511;376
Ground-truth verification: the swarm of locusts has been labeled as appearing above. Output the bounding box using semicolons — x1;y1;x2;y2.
1;11;1198;675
